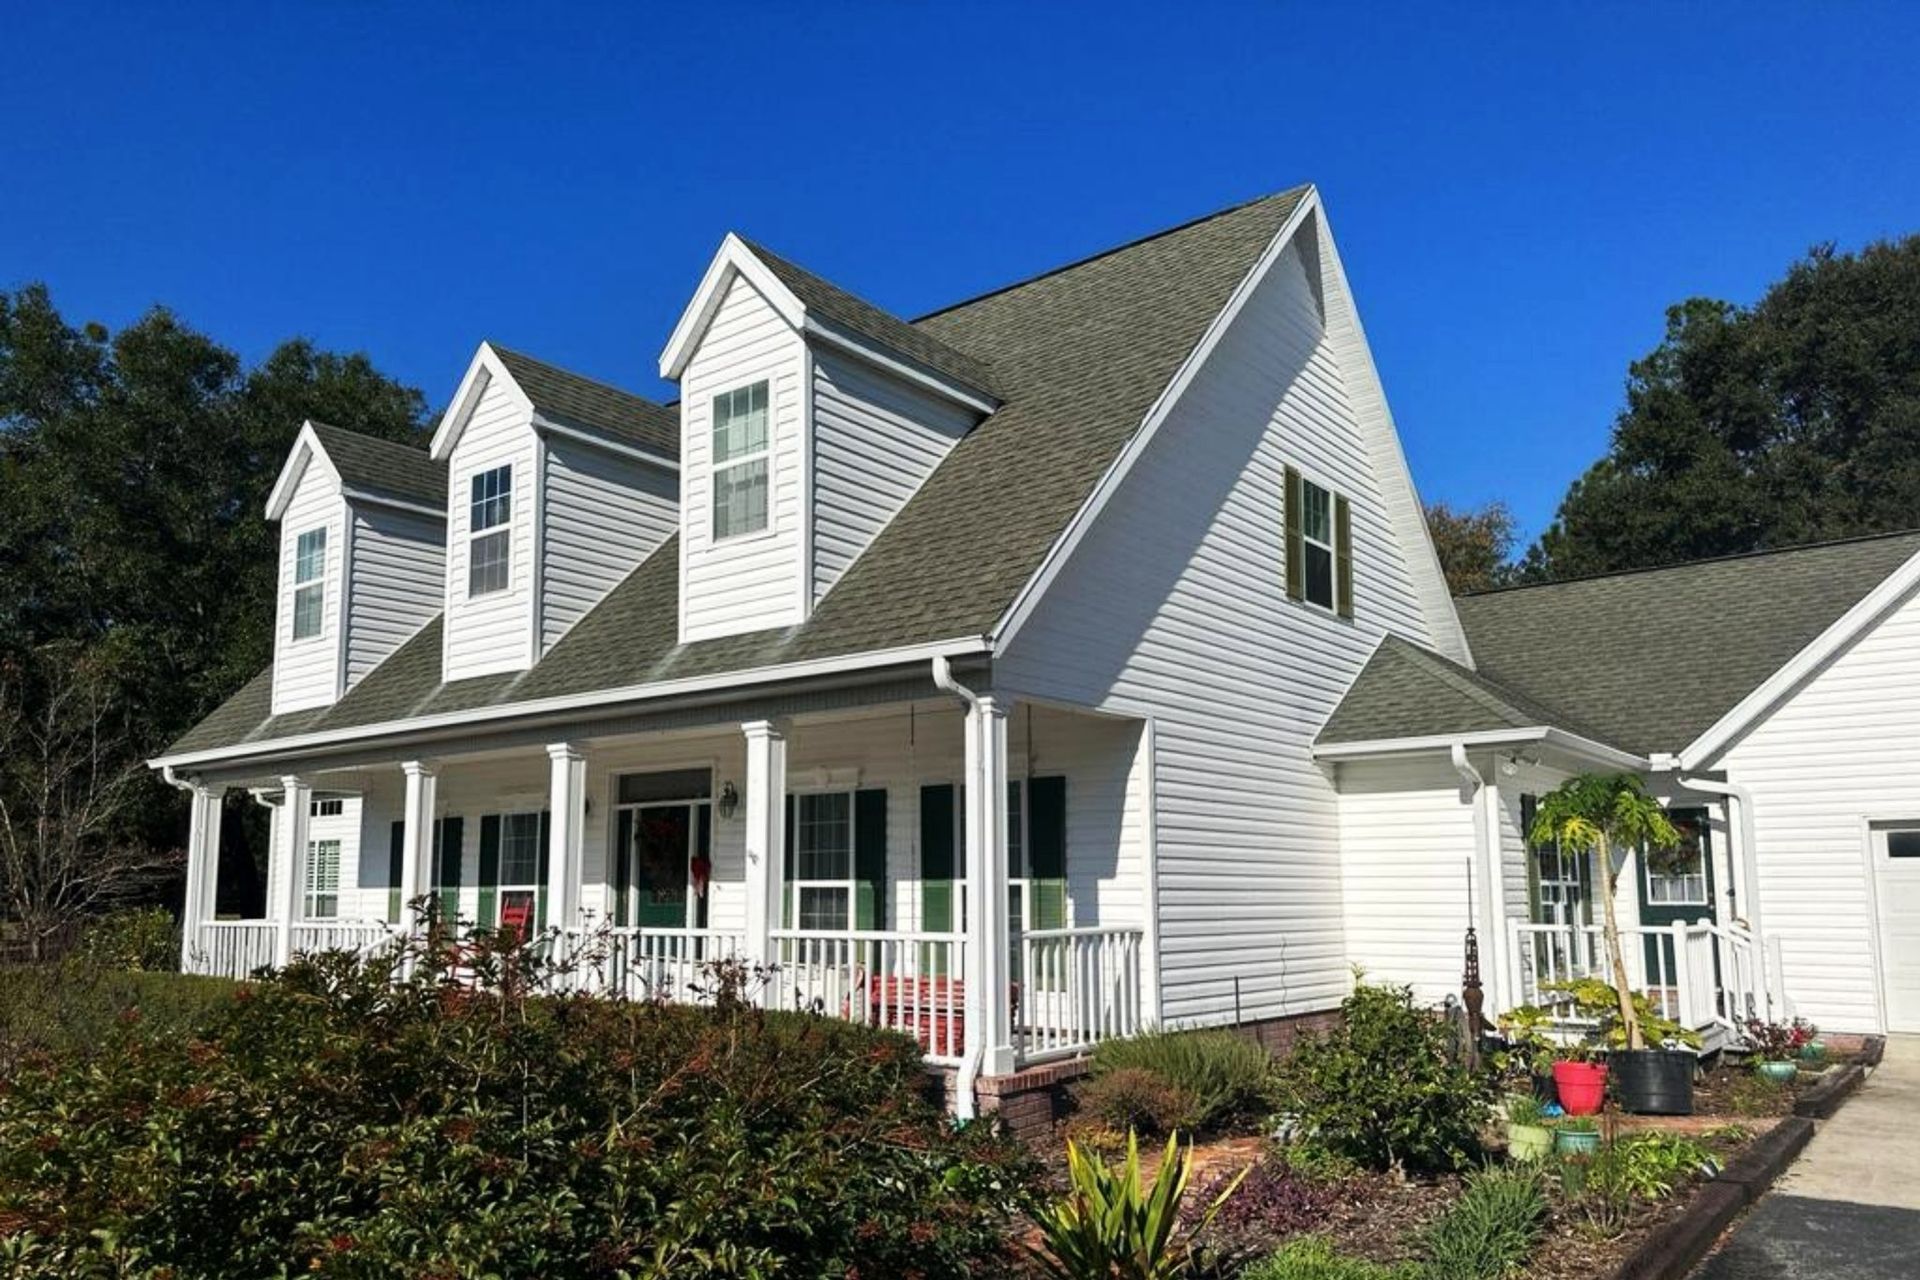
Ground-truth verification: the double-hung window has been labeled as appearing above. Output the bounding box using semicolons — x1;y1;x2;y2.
1300;479;1337;609
711;380;769;540
1285;468;1351;616
291;527;327;640
467;464;513;597
791;791;853;931
497;812;543;929
304;838;341;918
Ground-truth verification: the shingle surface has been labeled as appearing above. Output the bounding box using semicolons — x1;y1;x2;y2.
308;421;445;508
164;189;1311;758
1453;532;1920;756
491;345;678;459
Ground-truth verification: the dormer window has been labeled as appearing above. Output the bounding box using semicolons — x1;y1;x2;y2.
711;380;769;540
292;527;327;640
468;464;513;596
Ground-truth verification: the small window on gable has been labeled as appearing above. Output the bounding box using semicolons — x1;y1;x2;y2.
1284;467;1353;618
468;464;513;597
292;527;327;640
711;380;770;540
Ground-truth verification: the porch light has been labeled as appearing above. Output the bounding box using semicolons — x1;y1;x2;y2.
718;780;739;820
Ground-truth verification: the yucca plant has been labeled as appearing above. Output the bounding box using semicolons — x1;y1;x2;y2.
1029;1130;1247;1280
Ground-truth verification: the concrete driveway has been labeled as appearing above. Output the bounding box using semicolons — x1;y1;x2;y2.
1694;1036;1920;1278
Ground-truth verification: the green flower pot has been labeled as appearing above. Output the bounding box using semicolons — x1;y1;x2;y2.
1799;1041;1829;1065
1555;1127;1602;1157
1757;1059;1799;1084
1508;1123;1553;1163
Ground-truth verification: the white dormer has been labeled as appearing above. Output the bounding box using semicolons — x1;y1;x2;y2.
431;343;679;681
660;236;997;644
265;422;447;715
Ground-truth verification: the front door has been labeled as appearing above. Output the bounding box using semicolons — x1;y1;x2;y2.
612;769;713;930
1639;808;1715;983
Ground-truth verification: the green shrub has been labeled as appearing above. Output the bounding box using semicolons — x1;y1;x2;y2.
0;937;1034;1278
1078;1066;1198;1136
1422;1165;1547;1279
1093;1029;1276;1131
72;907;180;972
0;965;237;1071
1274;981;1495;1174
1029;1130;1245;1280
1610;1132;1720;1201
1240;1237;1422;1280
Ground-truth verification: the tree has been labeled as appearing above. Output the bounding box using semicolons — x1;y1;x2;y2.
1527;235;1920;579
1425;500;1519;595
0;284;428;927
1528;774;1679;1050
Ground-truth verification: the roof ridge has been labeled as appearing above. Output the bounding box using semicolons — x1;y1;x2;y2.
909;184;1313;324
1461;526;1920;599
486;342;669;410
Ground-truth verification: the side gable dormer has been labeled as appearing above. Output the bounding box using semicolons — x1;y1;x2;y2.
659;235;998;643
266;421;446;715
432;343;679;680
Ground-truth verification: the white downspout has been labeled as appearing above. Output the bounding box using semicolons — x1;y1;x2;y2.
932;655;987;1121
1656;759;1762;941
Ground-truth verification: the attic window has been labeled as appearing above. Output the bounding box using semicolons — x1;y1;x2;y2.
468;464;513;597
711;381;769;540
1284;468;1353;618
292;527;327;640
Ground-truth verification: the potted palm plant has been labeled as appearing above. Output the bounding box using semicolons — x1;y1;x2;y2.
1530;774;1695;1115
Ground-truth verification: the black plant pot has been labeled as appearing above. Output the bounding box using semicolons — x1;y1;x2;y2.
1611;1049;1695;1115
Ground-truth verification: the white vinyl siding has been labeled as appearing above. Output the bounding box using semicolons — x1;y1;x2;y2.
345;506;444;688
809;352;975;603
271;458;346;715
539;437;677;654
679;274;805;643
444;374;538;680
996;235;1451;1027
1715;573;1920;1032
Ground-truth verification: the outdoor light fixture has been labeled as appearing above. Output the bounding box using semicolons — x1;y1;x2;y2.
718;780;739;820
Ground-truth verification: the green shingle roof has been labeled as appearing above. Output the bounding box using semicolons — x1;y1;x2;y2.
490;344;679;459
1316;634;1615;747
1452;531;1920;756
308;421;445;509
164;187;1311;760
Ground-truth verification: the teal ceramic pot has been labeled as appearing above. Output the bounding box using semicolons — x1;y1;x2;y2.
1757;1060;1799;1084
1555;1127;1602;1157
1798;1041;1829;1065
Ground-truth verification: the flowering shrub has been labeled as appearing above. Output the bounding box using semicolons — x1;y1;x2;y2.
1743;1016;1817;1060
0;932;1035;1278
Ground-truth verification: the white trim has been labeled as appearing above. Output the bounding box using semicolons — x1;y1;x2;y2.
530;414;680;470
1313;726;1650;772
796;341;816;621
333;511;354;698
1138;717;1164;1027
1679;547;1920;769
989;191;1319;650
801;317;999;414
265;422;338;521
430;344;531;461
659;235;807;381
150;636;994;771
337;487;446;520
529;438;547;661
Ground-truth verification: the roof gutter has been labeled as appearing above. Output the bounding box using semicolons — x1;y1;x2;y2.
1314;726;1648;772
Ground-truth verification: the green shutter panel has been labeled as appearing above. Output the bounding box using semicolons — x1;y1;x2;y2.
435;817;464;925
477;815;501;930
1028;776;1068;930
919;785;956;933
1334;494;1354;619
694;805;713;930
536;810;551;931
1521;794;1542;922
782;796;795;929
387;821;404;923
612;810;632;927
854;789;888;931
1284;465;1305;601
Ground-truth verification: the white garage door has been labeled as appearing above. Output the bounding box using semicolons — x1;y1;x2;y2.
1874;825;1920;1034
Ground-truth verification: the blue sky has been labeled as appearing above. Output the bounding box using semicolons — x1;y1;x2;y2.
5;4;1916;545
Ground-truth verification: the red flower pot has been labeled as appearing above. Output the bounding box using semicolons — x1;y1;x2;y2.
1553;1061;1608;1116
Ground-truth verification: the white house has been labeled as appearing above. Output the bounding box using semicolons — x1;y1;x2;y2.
152;185;1919;1122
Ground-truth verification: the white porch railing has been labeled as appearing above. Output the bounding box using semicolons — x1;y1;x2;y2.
290;920;400;961
1016;926;1146;1061
1507;917;1783;1039
767;929;970;1065
548;927;747;1004
194;920;277;979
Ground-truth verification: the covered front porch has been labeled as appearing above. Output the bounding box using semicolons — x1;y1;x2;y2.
176;693;1153;1079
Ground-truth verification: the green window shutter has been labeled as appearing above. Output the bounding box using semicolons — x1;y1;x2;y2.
919;784;956;933
387;821;404;923
1521;794;1542;922
782;796;795;929
854;789;888;931
1028;776;1068;930
435;816;464;925
477;815;501;929
1284;465;1305;602
694;805;712;930
1334;494;1354;619
612;809;632;927
536;810;551;931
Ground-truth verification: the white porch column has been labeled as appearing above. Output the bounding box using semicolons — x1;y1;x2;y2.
741;720;788;970
272;776;311;967
964;695;1016;1078
546;743;588;933
398;761;438;933
178;783;226;973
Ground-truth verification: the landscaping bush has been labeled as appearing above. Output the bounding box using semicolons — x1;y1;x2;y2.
71;906;180;972
1274;981;1495;1174
0;937;1035;1278
1239;1237;1422;1280
1092;1029;1276;1132
1077;1066;1199;1136
1421;1165;1546;1279
1188;1155;1342;1241
0;964;236;1072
